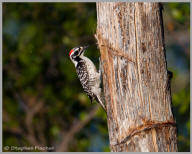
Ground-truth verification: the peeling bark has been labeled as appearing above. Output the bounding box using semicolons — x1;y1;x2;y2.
96;2;177;152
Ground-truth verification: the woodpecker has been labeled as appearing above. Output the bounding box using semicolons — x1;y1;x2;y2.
69;46;106;111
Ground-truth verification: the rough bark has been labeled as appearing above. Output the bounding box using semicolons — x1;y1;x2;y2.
96;2;177;152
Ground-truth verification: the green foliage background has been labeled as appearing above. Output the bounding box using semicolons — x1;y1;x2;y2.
3;3;190;152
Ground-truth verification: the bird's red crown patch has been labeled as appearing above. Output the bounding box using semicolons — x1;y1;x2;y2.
69;49;74;56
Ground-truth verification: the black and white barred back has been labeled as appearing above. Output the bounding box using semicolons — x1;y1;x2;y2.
76;59;96;102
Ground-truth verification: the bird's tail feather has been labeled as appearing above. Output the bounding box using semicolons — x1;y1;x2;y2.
95;95;106;112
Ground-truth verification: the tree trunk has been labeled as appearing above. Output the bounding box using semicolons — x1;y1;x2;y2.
96;2;178;152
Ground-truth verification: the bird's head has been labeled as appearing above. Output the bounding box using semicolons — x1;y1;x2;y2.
69;45;88;66
69;46;88;60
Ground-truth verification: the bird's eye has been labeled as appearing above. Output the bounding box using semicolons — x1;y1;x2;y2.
74;51;79;56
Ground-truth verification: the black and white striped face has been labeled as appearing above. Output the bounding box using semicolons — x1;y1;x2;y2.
69;47;82;59
69;46;88;65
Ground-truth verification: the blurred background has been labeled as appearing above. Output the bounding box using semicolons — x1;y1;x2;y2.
3;3;190;152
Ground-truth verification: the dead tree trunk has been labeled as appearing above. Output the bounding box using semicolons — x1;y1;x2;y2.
96;2;177;152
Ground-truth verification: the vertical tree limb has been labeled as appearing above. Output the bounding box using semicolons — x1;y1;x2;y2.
96;2;177;152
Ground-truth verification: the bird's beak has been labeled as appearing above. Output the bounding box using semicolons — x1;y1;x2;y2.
80;45;89;55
